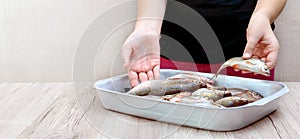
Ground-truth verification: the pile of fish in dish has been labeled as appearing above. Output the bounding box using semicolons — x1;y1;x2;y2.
127;73;263;108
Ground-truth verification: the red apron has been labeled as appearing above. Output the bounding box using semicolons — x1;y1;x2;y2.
160;57;275;81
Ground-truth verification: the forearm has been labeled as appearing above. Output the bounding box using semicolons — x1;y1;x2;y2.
134;0;167;35
251;0;287;23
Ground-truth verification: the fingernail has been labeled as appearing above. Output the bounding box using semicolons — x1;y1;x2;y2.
243;53;250;58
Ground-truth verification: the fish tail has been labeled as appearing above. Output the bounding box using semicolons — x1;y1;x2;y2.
211;57;241;80
127;90;136;95
210;64;227;80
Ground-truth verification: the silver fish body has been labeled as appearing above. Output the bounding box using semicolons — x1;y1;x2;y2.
215;96;248;107
232;90;263;102
223;88;263;102
211;57;271;79
127;79;206;96
162;94;177;101
172;96;223;108
167;73;213;85
173;96;211;103
206;84;226;91
168;91;193;102
192;88;231;101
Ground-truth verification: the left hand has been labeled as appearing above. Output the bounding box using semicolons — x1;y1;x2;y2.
242;14;280;69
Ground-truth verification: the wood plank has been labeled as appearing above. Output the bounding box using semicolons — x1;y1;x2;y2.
17;83;139;138
0;83;67;139
74;83;139;139
16;83;102;138
268;82;300;138
134;115;280;139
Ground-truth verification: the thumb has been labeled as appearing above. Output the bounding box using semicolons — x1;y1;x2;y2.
243;37;259;59
121;44;132;69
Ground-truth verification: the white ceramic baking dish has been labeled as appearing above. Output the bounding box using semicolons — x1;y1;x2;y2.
94;69;289;131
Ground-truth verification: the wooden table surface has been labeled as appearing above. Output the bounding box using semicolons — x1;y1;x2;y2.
0;82;299;139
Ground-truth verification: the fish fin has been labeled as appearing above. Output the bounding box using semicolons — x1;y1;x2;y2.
232;64;239;69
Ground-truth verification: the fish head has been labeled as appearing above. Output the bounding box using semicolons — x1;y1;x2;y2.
259;64;271;76
247;58;270;76
250;91;263;99
241;58;270;76
232;97;248;107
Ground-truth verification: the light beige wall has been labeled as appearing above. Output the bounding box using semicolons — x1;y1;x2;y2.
274;0;300;81
0;0;132;82
0;0;299;82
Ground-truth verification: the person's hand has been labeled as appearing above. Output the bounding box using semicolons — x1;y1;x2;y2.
243;14;280;70
122;30;160;87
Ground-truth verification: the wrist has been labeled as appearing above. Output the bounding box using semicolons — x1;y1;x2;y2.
134;19;163;36
248;12;272;29
251;11;272;24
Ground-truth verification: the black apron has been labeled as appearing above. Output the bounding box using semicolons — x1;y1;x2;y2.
160;0;275;64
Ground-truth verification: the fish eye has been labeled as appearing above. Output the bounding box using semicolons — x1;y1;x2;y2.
262;66;269;71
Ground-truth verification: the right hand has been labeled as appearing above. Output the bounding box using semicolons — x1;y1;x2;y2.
243;14;280;69
122;30;161;88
